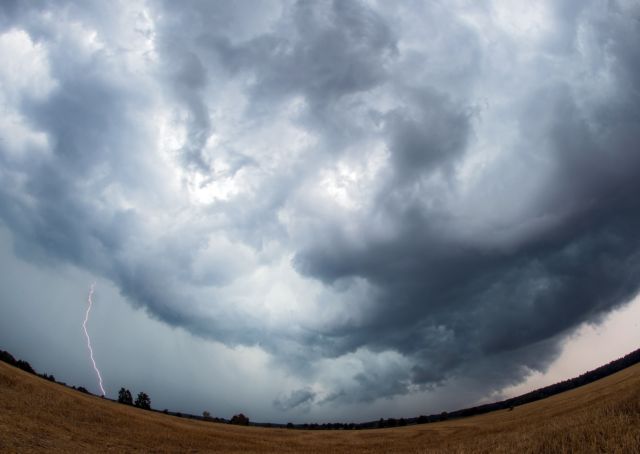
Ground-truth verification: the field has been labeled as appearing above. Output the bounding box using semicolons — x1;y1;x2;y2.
1;361;639;453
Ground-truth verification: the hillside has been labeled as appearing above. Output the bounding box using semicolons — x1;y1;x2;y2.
1;360;639;453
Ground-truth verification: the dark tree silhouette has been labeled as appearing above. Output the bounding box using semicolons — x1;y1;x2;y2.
39;373;56;382
118;387;133;405
134;391;151;410
16;359;35;374
230;413;249;425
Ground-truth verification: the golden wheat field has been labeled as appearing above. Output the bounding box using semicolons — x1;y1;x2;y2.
1;360;639;453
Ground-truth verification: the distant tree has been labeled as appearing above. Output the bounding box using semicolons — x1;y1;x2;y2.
76;386;89;394
118;387;133;405
16;359;35;374
203;411;212;420
230;413;249;425
134;392;151;410
0;350;17;365
286;422;294;429
0;349;38;378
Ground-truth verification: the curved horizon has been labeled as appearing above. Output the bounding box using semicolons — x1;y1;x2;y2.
0;0;639;423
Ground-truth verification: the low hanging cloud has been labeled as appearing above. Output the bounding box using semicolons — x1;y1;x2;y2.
273;387;316;412
1;0;640;412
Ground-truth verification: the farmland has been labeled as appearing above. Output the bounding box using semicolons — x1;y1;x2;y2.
1;360;639;452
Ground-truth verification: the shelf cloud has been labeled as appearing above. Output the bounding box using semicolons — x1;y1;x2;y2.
1;0;639;416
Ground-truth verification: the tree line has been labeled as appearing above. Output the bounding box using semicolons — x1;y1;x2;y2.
2;346;640;429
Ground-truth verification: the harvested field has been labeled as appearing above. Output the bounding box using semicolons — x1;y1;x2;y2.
1;361;639;453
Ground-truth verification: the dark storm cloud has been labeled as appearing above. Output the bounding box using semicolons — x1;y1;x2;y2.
323;367;412;405
273;387;316;412
383;89;471;182
0;2;250;343
293;3;640;391
165;49;211;171
161;0;397;156
251;0;396;104
1;0;640;413
296;113;640;388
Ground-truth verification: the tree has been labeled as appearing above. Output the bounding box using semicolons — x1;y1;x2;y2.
134;391;151;410
16;359;35;374
230;413;249;425
118;387;133;405
202;411;212;420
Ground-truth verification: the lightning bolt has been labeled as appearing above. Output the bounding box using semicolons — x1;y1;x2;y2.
83;282;106;397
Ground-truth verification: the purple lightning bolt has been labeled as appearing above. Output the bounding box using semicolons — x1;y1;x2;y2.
83;282;106;396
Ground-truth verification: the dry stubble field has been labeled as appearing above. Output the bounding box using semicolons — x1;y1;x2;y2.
1;360;639;453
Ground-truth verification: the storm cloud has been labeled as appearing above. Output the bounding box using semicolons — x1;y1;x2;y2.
1;0;640;416
274;387;316;412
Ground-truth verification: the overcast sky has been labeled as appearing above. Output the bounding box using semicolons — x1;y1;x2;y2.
1;0;639;424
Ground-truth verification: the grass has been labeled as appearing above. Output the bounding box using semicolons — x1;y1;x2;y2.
1;361;639;453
